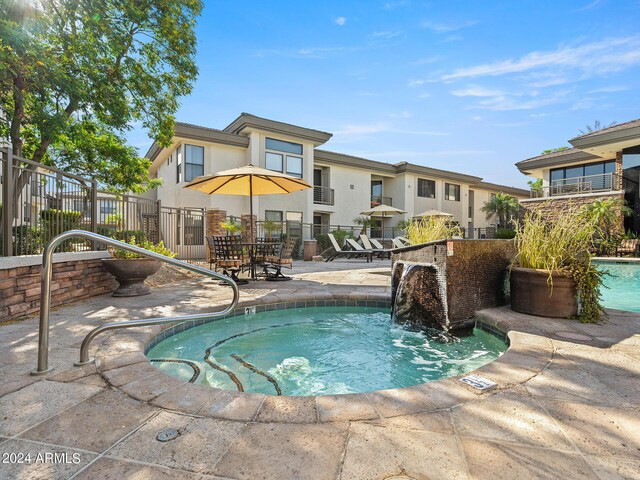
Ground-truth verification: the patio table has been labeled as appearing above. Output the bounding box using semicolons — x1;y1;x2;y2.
241;241;282;280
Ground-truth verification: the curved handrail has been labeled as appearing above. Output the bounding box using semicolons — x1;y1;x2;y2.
31;230;239;375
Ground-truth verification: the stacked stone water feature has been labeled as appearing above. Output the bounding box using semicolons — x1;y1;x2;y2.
391;239;515;332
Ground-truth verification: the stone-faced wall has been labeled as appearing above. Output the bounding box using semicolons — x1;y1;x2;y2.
0;252;116;322
391;239;514;330
520;193;625;234
205;209;227;261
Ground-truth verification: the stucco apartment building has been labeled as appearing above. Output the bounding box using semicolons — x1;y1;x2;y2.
144;113;528;239
516;119;640;235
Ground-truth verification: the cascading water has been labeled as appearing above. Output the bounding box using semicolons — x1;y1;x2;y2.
391;261;450;331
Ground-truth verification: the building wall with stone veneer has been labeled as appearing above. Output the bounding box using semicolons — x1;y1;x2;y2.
0;252;116;322
520;193;625;234
392;239;514;330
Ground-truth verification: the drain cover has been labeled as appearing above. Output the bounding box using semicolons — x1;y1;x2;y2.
459;374;497;391
156;428;180;442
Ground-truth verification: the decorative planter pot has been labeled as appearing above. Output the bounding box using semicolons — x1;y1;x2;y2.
101;258;162;297
510;266;577;318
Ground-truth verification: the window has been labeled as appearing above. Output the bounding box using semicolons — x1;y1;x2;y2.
266;152;283;172
184;144;204;182
286;211;303;237
417;178;436;198
176;146;182;183
100;200;117;214
265;138;303;176
286;156;303;178
265;210;283;222
371;180;382;198
266;138;303;155
445;183;460;201
550;160;616;190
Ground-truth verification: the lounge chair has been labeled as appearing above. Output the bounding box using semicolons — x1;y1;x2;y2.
392;236;410;249
360;235;392;259
616;239;640;257
325;233;372;262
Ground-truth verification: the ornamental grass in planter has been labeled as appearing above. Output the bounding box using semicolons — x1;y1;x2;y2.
511;207;606;323
102;237;176;297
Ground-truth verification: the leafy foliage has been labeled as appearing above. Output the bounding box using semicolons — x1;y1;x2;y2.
578;120;616;135
220;219;243;236
405;216;462;245
0;0;202;192
109;236;175;259
581;198;632;255
527;178;543;193
513;207;606;323
353;215;375;235
481;192;520;228
540;147;569;155
495;228;516;239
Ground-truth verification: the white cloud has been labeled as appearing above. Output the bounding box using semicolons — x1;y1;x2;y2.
439;35;640;81
410;55;444;66
587;85;629;94
335;17;346;26
407;79;426;87
372;30;403;39
450;86;508;97
421;20;478;33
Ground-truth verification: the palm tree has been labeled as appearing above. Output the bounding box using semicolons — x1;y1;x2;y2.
579;120;616;135
582;198;632;242
481;193;520;228
353;215;375;235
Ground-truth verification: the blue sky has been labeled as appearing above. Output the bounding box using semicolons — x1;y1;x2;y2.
130;0;640;188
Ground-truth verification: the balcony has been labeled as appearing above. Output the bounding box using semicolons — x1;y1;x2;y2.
370;195;392;207
530;173;620;198
313;185;335;206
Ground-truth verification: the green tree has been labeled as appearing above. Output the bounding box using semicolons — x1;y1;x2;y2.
481;192;520;228
353;215;375;235
0;0;202;192
541;147;569;155
527;178;543;194
582;198;632;253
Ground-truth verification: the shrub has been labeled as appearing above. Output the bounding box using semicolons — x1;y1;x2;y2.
495;228;516;239
405;217;463;245
40;209;84;252
109;236;176;259
513;207;605;323
12;226;43;255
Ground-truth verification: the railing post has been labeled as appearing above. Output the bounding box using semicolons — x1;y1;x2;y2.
156;199;162;242
90;180;98;250
2;148;14;256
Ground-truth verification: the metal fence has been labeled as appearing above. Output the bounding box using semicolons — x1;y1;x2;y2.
0;149;206;261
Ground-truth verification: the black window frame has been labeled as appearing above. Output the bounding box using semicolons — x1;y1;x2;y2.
550;160;615;182
176;145;182;183
417;178;436;198
286;155;303;178
265;137;303;155
184;144;205;182
444;183;461;201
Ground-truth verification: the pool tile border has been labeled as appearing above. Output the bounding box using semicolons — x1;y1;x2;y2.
95;295;529;424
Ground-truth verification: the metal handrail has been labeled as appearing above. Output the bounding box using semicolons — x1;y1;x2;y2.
31;230;240;375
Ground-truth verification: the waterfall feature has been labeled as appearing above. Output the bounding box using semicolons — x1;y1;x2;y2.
391;261;450;331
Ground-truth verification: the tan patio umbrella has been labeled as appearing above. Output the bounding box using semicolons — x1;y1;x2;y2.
359;204;407;239
413;209;454;219
184;164;312;241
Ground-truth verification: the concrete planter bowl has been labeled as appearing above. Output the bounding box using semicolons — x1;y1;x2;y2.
101;258;162;297
510;266;577;318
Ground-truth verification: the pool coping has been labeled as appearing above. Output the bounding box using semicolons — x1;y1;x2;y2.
94;294;552;424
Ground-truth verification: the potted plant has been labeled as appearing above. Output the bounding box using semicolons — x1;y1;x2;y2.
102;237;176;297
510;206;605;322
262;219;283;239
220;218;243;236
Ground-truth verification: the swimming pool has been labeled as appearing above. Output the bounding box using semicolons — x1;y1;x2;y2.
146;306;506;396
596;261;640;313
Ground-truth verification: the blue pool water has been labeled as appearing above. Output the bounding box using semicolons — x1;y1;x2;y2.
596;261;640;313
147;307;506;396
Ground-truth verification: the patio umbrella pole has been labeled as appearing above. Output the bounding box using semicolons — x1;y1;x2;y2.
249;177;254;242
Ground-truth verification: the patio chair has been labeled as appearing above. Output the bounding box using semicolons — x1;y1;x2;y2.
206;236;217;270
392;236;410;249
360;235;392;259
616;239;640;257
210;235;250;285
264;236;297;281
325;233;372;262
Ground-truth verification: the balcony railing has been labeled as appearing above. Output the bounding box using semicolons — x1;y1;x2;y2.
370;195;392;207
313;185;335;206
530;173;620;198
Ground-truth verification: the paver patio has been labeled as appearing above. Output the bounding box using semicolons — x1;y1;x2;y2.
0;259;639;479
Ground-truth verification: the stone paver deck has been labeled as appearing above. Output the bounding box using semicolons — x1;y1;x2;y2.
1;258;639;479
